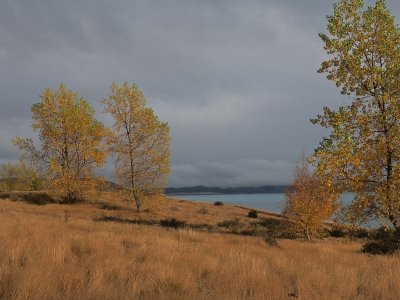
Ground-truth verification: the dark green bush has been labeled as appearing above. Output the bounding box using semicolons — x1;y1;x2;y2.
100;203;121;210
0;192;54;205
160;218;186;229
328;227;347;238
362;240;400;255
93;216;157;226
327;224;369;239
247;210;258;218
369;226;394;240
214;201;224;206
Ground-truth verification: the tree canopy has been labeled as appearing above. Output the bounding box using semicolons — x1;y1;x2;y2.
103;82;170;212
284;154;339;240
313;0;400;227
14;84;108;201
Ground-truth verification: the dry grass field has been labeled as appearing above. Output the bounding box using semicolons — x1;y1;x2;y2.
0;193;400;299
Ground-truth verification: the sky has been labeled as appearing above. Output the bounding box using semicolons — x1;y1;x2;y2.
1;0;400;187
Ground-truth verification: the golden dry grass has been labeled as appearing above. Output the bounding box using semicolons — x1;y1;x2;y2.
1;195;400;299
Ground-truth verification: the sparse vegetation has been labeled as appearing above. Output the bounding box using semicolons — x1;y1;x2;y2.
248;210;258;218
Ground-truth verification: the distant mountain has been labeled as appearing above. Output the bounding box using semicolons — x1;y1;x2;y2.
165;185;290;195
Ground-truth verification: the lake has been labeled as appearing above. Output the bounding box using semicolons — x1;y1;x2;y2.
170;193;356;215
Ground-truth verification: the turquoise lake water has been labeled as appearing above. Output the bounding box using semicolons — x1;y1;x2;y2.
172;193;286;213
170;193;383;227
171;193;355;215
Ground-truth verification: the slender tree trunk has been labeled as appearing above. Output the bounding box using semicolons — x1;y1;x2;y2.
133;191;142;212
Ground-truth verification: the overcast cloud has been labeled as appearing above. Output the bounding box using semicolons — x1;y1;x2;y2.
1;0;399;187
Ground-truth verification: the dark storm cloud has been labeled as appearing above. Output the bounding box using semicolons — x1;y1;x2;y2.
1;0;399;186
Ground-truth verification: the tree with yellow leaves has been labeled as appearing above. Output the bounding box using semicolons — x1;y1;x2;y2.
0;161;41;191
284;154;339;240
312;0;400;228
14;84;108;202
103;82;170;212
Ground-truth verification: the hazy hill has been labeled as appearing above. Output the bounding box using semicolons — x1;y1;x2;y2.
165;185;290;195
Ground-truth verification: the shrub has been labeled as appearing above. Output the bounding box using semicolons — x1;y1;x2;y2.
217;218;241;229
369;226;394;241
352;228;369;239
0;192;54;205
247;210;258;218
22;193;53;205
186;223;214;232
160;218;186;229
0;162;40;192
328;224;369;239
328;227;347;238
240;229;262;236
263;232;279;247
214;201;224;206
93;216;157;226
196;207;208;214
100;203;121;210
284;154;339;240
362;240;400;255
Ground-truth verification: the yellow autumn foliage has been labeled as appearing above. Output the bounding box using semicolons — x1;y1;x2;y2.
313;0;400;228
0;161;41;191
102;82;170;212
284;154;339;240
14;84;108;202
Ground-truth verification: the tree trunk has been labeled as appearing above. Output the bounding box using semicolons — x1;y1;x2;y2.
133;191;142;212
305;227;311;241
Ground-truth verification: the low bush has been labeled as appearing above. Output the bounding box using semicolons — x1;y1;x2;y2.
214;201;224;206
263;232;279;247
327;224;369;239
362;240;400;255
247;210;258;218
0;192;54;205
369;226;394;241
100;203;121;210
186;223;214;232
328;227;347;238
217;218;241;229
160;218;186;229
93;216;157;226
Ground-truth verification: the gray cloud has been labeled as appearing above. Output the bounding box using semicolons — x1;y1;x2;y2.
170;159;293;187
1;0;399;187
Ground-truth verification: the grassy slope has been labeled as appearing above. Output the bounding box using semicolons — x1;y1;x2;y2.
0;193;399;299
